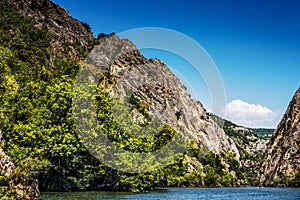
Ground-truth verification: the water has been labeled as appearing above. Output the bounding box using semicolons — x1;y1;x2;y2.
41;187;300;200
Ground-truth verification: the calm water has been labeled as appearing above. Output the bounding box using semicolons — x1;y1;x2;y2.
41;187;300;200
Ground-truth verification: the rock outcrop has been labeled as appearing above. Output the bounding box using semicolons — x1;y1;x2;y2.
86;34;240;159
4;0;93;45
260;88;300;186
0;130;14;177
0;129;40;199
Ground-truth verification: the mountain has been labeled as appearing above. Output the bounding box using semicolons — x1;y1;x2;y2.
259;88;300;187
210;114;269;184
249;128;274;139
87;34;240;157
4;0;93;45
1;0;298;198
0;0;96;198
0;0;248;197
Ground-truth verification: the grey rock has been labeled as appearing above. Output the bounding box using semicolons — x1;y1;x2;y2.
0;129;14;177
4;0;93;46
87;35;240;160
260;88;300;185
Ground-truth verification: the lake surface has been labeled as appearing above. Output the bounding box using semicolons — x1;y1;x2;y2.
41;187;300;200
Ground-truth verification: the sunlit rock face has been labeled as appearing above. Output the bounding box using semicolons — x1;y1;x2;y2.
260;88;300;186
5;0;93;45
86;34;240;159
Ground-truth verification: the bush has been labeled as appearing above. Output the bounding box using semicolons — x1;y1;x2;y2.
0;174;17;200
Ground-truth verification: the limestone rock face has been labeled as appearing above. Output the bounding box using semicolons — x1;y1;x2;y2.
183;155;203;172
4;0;93;45
0;130;14;177
260;88;300;185
86;34;240;159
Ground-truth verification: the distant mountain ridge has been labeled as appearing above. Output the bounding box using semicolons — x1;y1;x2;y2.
249;128;274;139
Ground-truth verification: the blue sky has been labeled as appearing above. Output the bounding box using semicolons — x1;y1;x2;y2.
53;0;300;128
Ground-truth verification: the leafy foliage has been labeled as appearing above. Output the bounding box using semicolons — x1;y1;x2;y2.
209;113;268;185
0;174;17;200
128;93;151;125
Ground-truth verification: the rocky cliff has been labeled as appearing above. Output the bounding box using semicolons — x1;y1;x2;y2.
260;88;300;186
0;0;248;194
86;34;240;159
4;0;93;46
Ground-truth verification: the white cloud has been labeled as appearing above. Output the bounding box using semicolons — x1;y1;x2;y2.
224;99;278;128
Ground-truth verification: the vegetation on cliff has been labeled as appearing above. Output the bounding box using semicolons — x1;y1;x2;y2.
210;114;270;185
0;2;249;196
1;1;298;198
